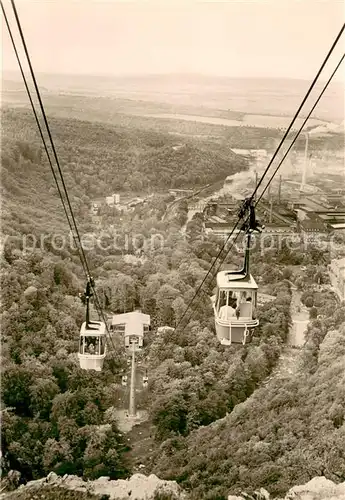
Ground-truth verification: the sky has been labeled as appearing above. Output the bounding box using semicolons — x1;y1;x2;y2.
1;0;345;81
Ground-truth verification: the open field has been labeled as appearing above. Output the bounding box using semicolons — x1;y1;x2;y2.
3;72;344;125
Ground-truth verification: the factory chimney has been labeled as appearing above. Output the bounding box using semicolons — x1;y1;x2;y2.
278;175;282;204
254;170;258;201
300;132;309;192
269;197;273;223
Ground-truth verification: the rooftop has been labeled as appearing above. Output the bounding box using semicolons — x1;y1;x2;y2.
216;271;258;289
300;220;327;230
112;310;150;326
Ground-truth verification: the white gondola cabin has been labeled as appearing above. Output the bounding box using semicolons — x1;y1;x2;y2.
212;271;259;345
78;321;107;371
211;197;263;346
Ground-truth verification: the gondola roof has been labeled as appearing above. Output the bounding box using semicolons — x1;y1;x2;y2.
216;271;258;289
80;321;106;336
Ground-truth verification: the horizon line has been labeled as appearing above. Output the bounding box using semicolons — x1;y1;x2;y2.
3;69;344;84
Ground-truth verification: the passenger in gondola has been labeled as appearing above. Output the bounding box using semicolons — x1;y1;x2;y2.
94;338;100;355
236;291;247;319
88;343;95;354
220;304;236;320
246;296;257;319
219;295;237;320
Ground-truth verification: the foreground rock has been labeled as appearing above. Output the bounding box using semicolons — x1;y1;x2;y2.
228;477;345;500
0;472;186;500
1;474;343;500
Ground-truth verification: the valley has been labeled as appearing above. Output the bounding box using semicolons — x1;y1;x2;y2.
1;71;344;500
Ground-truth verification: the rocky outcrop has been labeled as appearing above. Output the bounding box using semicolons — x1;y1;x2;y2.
23;285;38;301
0;471;186;500
284;477;345;499
228;477;345;500
157;326;175;335
1;474;343;500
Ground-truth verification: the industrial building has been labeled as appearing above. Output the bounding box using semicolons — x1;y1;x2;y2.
203;175;345;239
169;188;193;197
292;195;345;234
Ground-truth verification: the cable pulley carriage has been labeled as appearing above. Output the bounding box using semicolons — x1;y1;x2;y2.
212;199;264;346
78;277;107;371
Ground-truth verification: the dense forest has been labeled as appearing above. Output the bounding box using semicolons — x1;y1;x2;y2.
1;109;345;499
1;109;248;198
146;277;345;499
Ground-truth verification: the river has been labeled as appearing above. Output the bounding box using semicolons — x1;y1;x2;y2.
142;112;331;130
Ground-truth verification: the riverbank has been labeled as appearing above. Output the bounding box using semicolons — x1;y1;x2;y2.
142;112;332;131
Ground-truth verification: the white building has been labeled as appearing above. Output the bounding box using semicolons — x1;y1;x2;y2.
112;310;150;350
106;194;120;206
330;223;345;231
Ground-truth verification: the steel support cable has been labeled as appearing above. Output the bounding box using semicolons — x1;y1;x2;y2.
175;223;241;331
6;0;118;356
179;53;345;330
204;52;345;285
0;0;85;272
248;22;345;205
9;0;90;275
175;27;344;331
174;136;253;331
173;161;243;330
174;218;241;331
256;53;345;205
7;0;344;346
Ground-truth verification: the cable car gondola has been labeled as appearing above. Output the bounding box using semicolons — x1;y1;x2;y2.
212;199;263;346
78;277;107;371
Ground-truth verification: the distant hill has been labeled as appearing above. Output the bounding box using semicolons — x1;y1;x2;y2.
3;72;343;122
1;107;248;236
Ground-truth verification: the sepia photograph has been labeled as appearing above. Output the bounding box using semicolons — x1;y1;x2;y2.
0;0;344;499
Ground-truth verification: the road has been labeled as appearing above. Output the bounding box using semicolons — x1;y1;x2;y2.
162;183;213;222
288;288;309;347
263;274;309;385
113;352;149;433
181;208;198;234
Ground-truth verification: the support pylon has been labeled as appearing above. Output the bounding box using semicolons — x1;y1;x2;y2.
128;342;136;417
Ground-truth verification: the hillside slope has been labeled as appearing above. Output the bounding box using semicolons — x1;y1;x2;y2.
149;326;345;499
1;108;248;199
2;103;344;500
